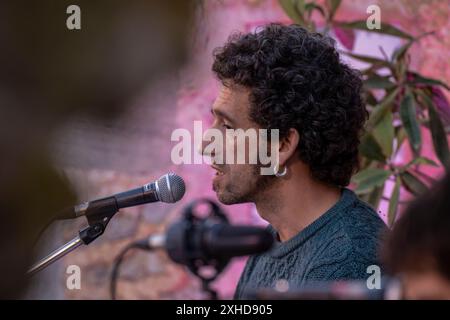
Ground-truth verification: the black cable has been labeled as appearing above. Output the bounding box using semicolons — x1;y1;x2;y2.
110;239;150;300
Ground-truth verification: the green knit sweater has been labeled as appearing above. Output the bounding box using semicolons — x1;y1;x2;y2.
234;188;387;299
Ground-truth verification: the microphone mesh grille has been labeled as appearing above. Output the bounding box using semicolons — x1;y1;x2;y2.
157;173;186;203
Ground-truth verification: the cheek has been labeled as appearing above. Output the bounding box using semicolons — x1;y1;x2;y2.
228;164;258;181
224;134;259;165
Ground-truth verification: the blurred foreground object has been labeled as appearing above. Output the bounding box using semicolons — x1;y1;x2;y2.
0;0;194;298
382;173;450;299
247;277;402;300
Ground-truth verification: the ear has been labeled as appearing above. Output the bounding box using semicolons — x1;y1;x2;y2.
278;128;300;167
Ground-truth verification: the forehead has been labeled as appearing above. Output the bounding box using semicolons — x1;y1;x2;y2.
213;83;250;115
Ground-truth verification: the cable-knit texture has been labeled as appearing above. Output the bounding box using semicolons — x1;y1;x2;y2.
234;188;387;299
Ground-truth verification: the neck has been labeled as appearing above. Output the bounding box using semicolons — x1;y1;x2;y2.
255;165;341;242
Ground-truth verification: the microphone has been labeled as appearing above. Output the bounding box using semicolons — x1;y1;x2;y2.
137;220;274;264
58;173;186;219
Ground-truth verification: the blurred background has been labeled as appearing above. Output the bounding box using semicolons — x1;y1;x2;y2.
1;0;449;299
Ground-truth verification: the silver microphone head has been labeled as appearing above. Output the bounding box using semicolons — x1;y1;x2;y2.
155;173;186;203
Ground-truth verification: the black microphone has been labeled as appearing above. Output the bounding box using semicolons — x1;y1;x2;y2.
137;221;274;264
58;173;186;219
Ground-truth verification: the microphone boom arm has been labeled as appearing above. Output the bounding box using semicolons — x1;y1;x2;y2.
28;204;118;276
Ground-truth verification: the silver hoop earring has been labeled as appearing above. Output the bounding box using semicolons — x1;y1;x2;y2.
274;163;287;177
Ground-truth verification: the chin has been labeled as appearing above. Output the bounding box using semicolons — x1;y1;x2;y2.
215;187;251;205
216;191;237;205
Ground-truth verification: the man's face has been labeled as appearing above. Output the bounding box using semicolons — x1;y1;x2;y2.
203;84;274;205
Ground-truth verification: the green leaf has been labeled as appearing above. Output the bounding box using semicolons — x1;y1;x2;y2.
337;21;414;40
395;126;407;150
367;88;400;128
279;0;305;24
362;64;389;76
408;72;450;91
372;110;394;158
400;171;427;196
359;133;386;162
420;93;450;170
341;51;392;68
364;75;396;90
305;3;326;17
326;0;342;20
391;40;413;63
367;184;384;211
400;92;422;155
295;0;306;15
388;177;401;227
392;32;433;66
365;91;378;106
405;156;438;169
395;56;408;82
352;168;391;194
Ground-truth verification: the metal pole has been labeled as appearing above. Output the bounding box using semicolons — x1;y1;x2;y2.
27;236;84;276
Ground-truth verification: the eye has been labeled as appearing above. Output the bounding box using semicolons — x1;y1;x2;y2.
223;124;233;130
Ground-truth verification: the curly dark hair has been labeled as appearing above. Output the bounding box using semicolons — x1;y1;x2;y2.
212;24;367;186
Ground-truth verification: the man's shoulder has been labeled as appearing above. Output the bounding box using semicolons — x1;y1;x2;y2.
336;190;387;240
306;191;387;272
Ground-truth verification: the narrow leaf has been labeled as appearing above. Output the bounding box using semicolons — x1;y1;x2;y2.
368;184;384;211
400;92;422;154
364;75;396;90
359;133;386;162
341;51;392;67
352;168;391;194
421;93;450;169
279;0;304;24
365;90;378;106
400;171;428;196
295;0;306;15
372;110;394;158
388;177;401;227
395;126;407;150
431;87;450;125
391;40;413;63
337;21;414;40
405;156;438;168
305;3;326;18
367;88;400;128
327;0;342;20
409;72;450;91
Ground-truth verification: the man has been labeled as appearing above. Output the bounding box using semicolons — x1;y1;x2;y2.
382;174;450;299
202;24;386;299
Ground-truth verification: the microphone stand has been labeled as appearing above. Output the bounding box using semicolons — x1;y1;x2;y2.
27;207;118;276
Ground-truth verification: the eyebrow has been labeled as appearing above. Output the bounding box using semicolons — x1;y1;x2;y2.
211;108;235;124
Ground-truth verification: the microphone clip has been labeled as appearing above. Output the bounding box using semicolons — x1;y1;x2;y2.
78;196;119;245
